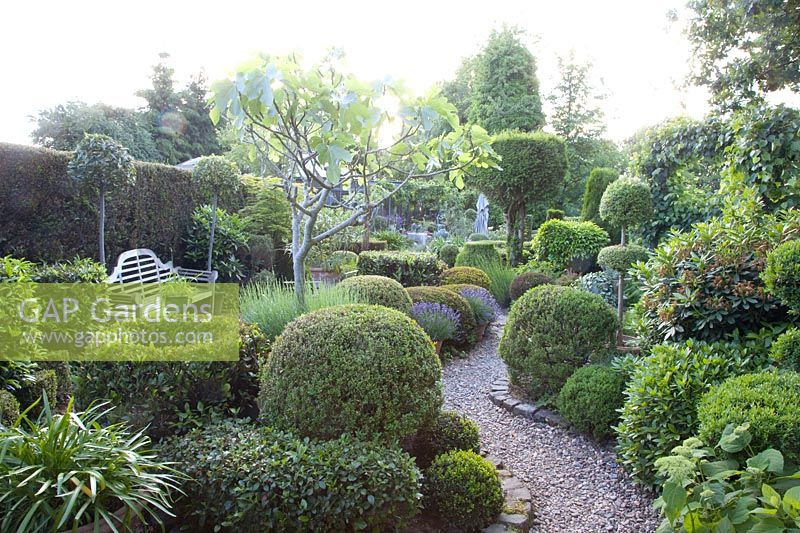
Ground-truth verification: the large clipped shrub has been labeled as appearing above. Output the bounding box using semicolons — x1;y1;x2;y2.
339;275;413;313
424;450;503;531
412;410;481;468
406;286;478;346
530;219;609;270
468;233;490;242
454;242;501;267
509;271;553;301
770;328;800;372
596;244;649;274
164;420;421;531
581;167;618;223
555;364;625;440
438;244;460;267
635;209;800;343
763;239;800;311
259;305;442;442
697;371;800;464
441;266;491;289
616;339;773;484
357;251;443;286
499;285;617;399
0;143;204;263
73;321;270;439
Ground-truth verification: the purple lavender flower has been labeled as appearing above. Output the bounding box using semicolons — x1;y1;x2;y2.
459;287;500;325
410;302;460;341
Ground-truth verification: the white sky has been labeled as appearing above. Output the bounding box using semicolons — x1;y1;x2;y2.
0;0;725;145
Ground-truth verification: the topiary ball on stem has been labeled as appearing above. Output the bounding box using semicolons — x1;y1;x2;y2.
597;244;649;274
599;176;653;231
763;239;800;312
424;450;503;531
339;275;413;313
258;304;442;442
499;285;617;399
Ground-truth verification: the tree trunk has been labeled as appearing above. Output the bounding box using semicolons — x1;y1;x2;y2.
362;208;372;251
207;195;218;273
98;186;106;266
616;225;626;344
293;249;307;309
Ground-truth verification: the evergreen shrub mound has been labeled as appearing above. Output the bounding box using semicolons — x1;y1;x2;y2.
424;450;503;531
258;304;442;442
763;239;800;311
441;267;491;290
770;328;800;372
339;275;413;313
530;219;609;269
164;420;422;530
438;244;460;267
555;364;625;440
0;390;19;426
597;244;649;273
406;286;477;346
412;410;481;468
509;271;553;301
499;285;617;399
357;251;443;286
455;242;500;267
698;371;800;464
468;233;491;241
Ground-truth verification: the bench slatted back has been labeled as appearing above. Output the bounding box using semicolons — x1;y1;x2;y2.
107;249;178;284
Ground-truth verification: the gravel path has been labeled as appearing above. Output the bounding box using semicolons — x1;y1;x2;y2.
442;314;660;533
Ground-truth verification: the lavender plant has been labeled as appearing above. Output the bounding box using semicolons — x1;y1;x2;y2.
459;287;500;325
410;302;460;341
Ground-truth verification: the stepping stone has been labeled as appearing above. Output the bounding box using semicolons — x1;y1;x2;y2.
498;513;528;527
481;524;508;533
513;403;537;418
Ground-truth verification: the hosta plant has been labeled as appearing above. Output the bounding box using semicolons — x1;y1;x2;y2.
0;396;184;532
654;423;800;532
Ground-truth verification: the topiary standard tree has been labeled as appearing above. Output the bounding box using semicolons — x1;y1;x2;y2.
210;52;496;307
598;176;652;340
68;133;135;265
192;155;241;272
470;131;568;266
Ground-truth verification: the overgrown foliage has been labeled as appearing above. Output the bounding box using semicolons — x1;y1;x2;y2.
183;205;248;280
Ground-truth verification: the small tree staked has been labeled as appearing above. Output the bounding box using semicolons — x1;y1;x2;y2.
210;53;496;306
68;133;136;266
192;156;241;272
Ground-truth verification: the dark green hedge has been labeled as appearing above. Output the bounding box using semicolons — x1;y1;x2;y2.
0;142;205;263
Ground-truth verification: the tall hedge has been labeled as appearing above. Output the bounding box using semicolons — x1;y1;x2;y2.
0;142;207;263
581;167;618;223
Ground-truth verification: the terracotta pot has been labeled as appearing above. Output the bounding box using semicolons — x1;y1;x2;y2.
476;322;488;340
433;340;443;355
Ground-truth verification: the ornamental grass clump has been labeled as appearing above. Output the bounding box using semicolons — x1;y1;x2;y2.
411;302;460;342
458;287;500;325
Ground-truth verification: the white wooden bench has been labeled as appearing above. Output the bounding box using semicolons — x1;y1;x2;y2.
107;249;217;307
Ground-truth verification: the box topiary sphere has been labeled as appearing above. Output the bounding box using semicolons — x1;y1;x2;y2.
499;285;617;399
412;410;481;468
599;176;652;229
439;244;460;268
424;450;503;531
509;271;553;301
259;304;442;442
698;371;800;464
339;275;413;314
763;239;800;311
441;267;491;290
555;364;625;440
597;244;649;273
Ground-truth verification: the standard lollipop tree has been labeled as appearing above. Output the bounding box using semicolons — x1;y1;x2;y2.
192;156;241;272
68;134;136;266
598;176;652;342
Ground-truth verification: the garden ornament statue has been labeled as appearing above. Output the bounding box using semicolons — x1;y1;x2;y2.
475;193;489;235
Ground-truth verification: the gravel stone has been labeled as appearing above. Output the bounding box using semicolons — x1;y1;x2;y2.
442;313;660;533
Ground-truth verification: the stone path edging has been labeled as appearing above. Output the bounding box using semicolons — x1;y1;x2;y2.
488;377;567;428
482;453;534;532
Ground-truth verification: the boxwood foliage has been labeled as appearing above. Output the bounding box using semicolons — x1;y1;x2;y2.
599;176;653;230
770;328;800;372
0;142;217;263
698;371;800;464
597;244;649;274
162;420;422;531
74;321;270;440
763;239;800;311
0;390;20;426
441;266;491;289
555;364;625;441
406;286;478;346
339;275;413;314
616;338;773;484
410;410;481;468
438;244;460;267
454;242;501;268
634;209;800;343
509;271;553;302
530;219;610;270
424;450;504;531
357;251;443;287
259;305;442;442
499;285;617;399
